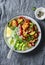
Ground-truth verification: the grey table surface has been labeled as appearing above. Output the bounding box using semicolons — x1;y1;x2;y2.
0;0;45;65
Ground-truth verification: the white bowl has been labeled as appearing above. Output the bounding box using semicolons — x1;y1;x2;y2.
35;7;45;20
4;16;41;53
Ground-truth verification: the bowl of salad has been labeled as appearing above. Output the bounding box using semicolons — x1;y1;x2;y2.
4;16;41;53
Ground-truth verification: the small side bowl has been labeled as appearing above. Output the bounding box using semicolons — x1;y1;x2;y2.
4;15;41;53
35;7;45;20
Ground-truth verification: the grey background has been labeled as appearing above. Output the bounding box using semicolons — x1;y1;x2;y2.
0;0;45;65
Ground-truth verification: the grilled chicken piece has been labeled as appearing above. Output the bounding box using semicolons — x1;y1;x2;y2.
22;19;30;30
34;33;38;38
30;38;38;43
23;30;28;37
22;22;29;30
22;36;26;40
33;24;38;31
28;38;38;47
11;20;18;27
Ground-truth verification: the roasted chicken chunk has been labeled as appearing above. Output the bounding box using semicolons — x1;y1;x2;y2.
22;19;30;30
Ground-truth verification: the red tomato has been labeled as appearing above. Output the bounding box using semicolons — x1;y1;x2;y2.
19;16;24;19
37;31;40;36
16;20;18;26
33;26;35;31
27;31;31;34
25;19;30;24
31;42;35;46
20;25;23;35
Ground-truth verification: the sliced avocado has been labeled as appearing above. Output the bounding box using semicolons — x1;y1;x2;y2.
17;19;23;24
30;31;35;35
16;43;19;48
10;38;14;45
22;44;26;51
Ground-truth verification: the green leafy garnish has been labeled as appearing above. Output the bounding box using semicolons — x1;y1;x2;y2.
26;36;31;42
30;23;34;28
32;7;36;11
8;21;12;27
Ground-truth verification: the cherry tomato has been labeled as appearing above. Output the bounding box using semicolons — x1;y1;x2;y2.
31;42;35;46
19;16;24;19
25;19;30;24
20;25;23;35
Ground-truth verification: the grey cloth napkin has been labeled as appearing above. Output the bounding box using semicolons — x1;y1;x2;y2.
0;0;45;65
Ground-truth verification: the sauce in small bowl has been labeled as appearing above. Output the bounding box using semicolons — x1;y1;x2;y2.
35;7;45;20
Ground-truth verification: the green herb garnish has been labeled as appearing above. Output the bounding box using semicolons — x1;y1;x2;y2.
32;7;36;11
